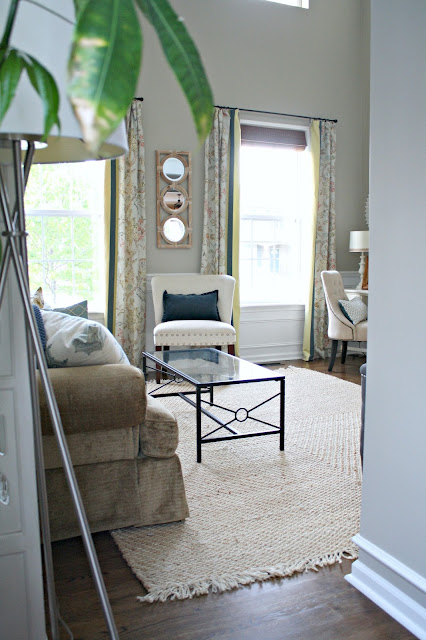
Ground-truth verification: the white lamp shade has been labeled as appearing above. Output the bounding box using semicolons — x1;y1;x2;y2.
349;230;369;252
0;0;127;163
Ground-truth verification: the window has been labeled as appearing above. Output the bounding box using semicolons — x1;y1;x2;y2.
24;161;106;311
264;0;309;8
239;124;313;305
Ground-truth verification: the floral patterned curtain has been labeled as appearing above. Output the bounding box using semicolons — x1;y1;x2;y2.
106;100;146;367
303;120;337;360
200;108;231;274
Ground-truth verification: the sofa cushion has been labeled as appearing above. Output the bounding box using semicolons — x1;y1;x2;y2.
38;364;147;436
154;320;236;346
43;426;139;469
139;395;179;458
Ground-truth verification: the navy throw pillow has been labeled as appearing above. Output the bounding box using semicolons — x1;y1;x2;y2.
32;304;47;352
162;290;221;322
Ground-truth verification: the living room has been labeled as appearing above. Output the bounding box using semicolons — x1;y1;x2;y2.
1;1;425;639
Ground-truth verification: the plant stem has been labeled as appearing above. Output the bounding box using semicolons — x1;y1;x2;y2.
0;0;20;66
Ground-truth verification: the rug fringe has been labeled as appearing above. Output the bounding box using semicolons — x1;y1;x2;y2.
136;546;359;603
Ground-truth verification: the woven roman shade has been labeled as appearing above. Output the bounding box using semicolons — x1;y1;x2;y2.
241;125;307;150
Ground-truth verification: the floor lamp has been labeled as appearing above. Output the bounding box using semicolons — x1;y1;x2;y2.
0;2;127;639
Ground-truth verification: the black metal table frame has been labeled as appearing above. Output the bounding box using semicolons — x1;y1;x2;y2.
142;351;285;463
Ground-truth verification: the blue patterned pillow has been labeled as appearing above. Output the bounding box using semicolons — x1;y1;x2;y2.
338;297;368;325
162;290;221;322
53;300;88;318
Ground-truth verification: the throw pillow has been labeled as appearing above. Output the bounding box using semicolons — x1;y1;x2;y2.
162;290;221;322
32;304;47;352
41;310;129;368
338;297;368;325
53;300;88;319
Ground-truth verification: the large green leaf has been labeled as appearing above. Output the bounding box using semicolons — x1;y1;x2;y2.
0;49;24;124
24;54;60;139
135;0;213;142
68;0;142;152
0;48;60;139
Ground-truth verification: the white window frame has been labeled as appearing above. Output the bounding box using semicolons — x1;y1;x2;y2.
239;116;312;307
264;0;309;8
24;161;106;313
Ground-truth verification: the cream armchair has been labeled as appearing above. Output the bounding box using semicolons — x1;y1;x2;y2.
151;275;236;380
321;270;368;371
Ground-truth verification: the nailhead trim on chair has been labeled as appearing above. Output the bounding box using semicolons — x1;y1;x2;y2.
155;332;236;347
155;340;236;346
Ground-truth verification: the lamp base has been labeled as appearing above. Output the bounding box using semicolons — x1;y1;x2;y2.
356;252;367;289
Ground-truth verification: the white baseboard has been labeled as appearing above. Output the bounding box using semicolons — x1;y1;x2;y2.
346;535;426;640
239;341;303;364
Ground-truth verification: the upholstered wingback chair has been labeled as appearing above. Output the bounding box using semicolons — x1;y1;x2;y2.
321;270;368;371
151;275;236;380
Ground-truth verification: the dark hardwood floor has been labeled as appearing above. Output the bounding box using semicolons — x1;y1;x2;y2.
48;355;415;640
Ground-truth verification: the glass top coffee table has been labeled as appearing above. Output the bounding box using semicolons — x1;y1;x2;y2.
142;348;285;462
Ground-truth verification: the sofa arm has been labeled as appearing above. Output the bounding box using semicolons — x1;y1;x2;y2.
38;364;147;436
140;395;179;458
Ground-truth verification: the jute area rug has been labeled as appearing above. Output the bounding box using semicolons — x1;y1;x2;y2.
112;366;362;603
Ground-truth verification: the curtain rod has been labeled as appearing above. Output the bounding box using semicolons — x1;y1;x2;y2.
215;104;337;123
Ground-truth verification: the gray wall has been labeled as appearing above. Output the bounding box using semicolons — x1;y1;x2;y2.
364;0;426;577
136;0;369;274
347;1;426;634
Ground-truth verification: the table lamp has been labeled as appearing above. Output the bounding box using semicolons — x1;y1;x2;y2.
0;2;127;638
349;230;369;290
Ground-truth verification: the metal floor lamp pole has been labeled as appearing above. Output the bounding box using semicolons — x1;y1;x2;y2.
0;140;119;640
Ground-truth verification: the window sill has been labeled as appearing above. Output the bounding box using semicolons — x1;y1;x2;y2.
88;311;106;326
241;302;305;309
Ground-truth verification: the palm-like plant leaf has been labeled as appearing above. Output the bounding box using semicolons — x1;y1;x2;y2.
0;48;60;139
135;0;213;142
24;54;60;139
68;0;142;151
0;48;24;123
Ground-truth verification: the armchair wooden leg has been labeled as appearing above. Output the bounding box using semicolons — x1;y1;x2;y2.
328;340;338;372
341;341;348;364
228;345;235;356
155;345;162;384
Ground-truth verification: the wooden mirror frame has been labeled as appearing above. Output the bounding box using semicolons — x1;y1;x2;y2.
156;150;192;249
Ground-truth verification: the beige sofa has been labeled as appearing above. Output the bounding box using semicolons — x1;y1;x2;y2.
38;364;189;541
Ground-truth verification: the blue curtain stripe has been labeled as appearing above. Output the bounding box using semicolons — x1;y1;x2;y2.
107;159;117;333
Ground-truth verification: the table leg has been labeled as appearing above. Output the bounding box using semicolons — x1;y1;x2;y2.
197;387;202;463
280;378;285;451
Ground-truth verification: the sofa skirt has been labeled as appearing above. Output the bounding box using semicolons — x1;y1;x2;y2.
46;455;189;541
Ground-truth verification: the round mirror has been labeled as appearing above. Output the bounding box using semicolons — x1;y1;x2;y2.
163;217;186;243
163;188;186;211
162;157;185;182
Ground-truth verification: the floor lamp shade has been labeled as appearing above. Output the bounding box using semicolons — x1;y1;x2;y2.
0;0;128;163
